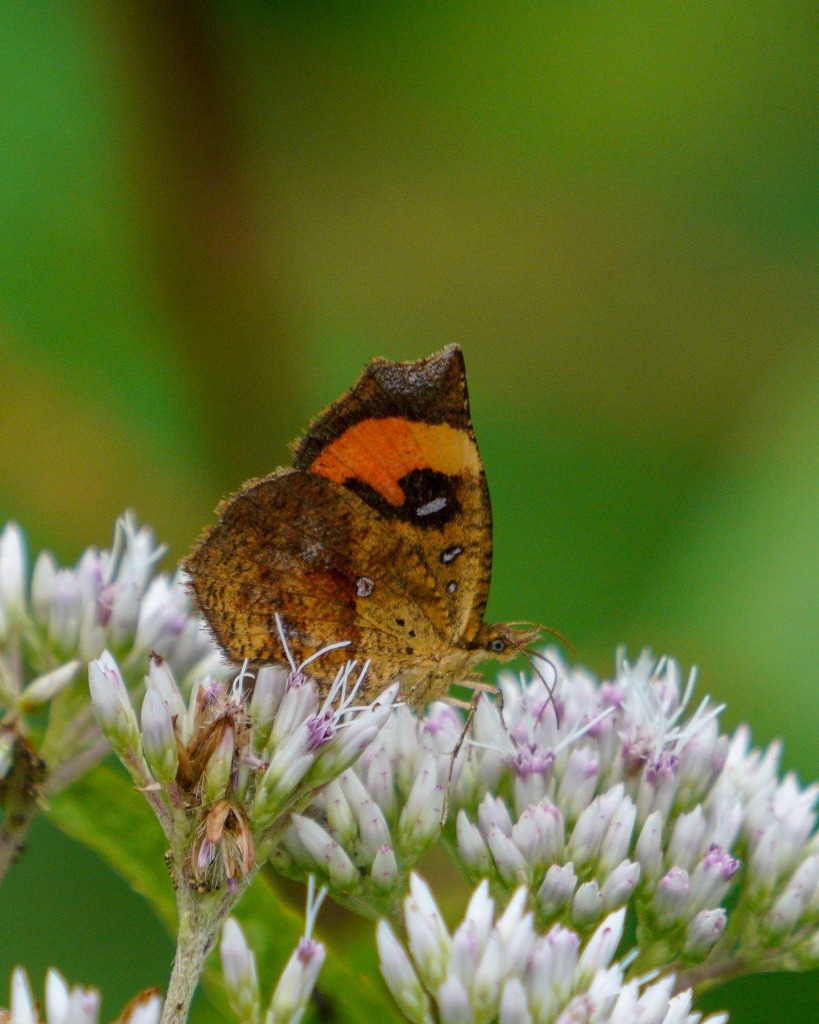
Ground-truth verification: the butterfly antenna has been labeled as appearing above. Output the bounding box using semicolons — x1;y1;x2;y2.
507;620;577;657
442;691;480;826
524;648;561;729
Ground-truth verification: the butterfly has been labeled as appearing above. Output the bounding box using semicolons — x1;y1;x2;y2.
185;345;548;710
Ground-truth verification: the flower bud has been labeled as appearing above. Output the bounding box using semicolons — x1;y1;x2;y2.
0;522;26;622
18;661;81;713
635;811;664;883
556;747;600;823
376;920;433;1024
600;859;641;911
571;880;603;927
684;908;726;957
537;862;577;917
203;724;235;803
405;873;451;993
456;811;492;876
654;867;692;928
371;844;400;893
267;937;326;1024
249;666;288;750
220;918;260;1023
140;686;179;784
575;908;625;986
89;651;140;756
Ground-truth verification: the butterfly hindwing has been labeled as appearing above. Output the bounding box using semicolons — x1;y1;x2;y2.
186;469;452;686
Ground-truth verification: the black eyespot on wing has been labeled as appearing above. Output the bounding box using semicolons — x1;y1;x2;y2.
344;468;460;529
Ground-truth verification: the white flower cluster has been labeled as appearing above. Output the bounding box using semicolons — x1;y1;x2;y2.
0;515;217;693
272;701;456;913
377;873;729;1024
447;651;818;980
90;647;398;891
2;967;161;1024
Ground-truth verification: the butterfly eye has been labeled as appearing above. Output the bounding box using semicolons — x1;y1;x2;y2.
489;637;507;654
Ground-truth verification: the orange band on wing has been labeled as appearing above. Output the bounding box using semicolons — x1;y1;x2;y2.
309;417;478;505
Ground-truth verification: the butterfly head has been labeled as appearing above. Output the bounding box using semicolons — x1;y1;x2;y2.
481;621;542;660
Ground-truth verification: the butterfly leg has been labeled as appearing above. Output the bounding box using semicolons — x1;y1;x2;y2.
441;688;482;826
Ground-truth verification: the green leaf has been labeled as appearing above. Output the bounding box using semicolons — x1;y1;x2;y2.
49;765;400;1024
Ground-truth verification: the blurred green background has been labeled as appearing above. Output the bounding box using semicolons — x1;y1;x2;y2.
0;3;816;1022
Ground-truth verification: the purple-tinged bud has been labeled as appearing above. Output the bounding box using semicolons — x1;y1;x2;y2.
249;666;287;750
220;918;260;1022
270;681;319;749
457;811;492;876
145;654;186;721
511;800;564;868
765;854;819;935
601;859;641;912
291;815;360;892
203;725;235;803
371;844;400;893
677;717;720;802
599;795;637;875
310;685;397;783
567;792;612;871
323;779;357;846
398;752;441;854
339;766;371;818
637;751;679;824
667;806;707;873
251;726;314;824
690;844;739;911
654;867;692;927
18;660;81;712
684;908;727;957
478;792;514;836
537;862;577;917
376;920;433;1024
359;798;391;862
571;880;603;927
486;825;529;886
140;686;179;784
405;873;451;993
89;651;140;756
576;908;625;985
365;743;396;817
635;811;664;883
268;936;326;1024
556;747;600;823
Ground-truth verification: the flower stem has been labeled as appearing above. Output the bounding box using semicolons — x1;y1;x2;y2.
160;880;237;1024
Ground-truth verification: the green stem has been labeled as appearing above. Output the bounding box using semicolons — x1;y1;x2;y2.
160;871;241;1024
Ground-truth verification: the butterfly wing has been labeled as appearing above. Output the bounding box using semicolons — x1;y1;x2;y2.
186;469;452;687
293;345;493;646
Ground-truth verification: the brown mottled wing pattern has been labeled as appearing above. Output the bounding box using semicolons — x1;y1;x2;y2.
186;469;450;687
